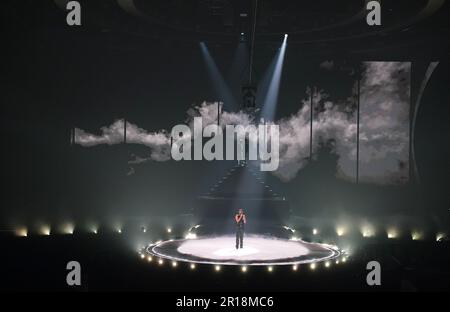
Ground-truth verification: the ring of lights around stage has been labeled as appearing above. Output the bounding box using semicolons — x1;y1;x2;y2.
146;235;341;266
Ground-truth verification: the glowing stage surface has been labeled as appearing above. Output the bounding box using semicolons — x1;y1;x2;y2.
146;235;341;266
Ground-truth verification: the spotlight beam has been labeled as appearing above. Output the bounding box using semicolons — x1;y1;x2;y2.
259;35;288;121
199;42;237;110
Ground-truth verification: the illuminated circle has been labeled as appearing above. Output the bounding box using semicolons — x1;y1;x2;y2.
146;235;340;266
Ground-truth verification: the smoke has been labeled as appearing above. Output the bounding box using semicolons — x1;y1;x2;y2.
74;62;410;185
75;119;171;162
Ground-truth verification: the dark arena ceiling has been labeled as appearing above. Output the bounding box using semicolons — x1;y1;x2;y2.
44;0;450;58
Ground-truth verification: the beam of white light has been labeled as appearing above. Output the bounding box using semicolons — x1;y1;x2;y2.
411;231;423;241
199;42;236;109
260;35;288;121
61;223;75;235
387;228;398;239
361;223;376;237
336;226;347;237
436;233;445;241
15;227;28;237
39;225;51;236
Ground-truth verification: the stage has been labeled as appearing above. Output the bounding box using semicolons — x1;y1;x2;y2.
145;235;341;266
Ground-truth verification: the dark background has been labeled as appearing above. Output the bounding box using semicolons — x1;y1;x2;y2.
0;0;449;291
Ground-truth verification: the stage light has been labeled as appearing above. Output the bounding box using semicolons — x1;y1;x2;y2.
118;229;122;234
411;231;423;241
310;263;316;270
342;257;347;263
190;263;196;270
93;229;98;234
436;233;445;241
60;223;74;235
241;32;244;36
361;224;375;237
267;266;273;272
241;266;248;273
313;228;318;235
39;225;51;236
335;260;340;264
215;265;221;272
336;226;347;237
292;265;298;271
158;259;164;265
325;261;331;268
15;227;28;237
290;236;299;241
167;228;172;234
140;254;145;259
142;227;147;233
284;34;288;38
147;256;152;262
387;228;398;239
172;261;178;267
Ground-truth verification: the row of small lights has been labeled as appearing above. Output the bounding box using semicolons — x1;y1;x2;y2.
13;225;177;238
286;226;447;242
139;252;348;273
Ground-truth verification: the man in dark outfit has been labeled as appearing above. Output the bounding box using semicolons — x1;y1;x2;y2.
235;208;246;249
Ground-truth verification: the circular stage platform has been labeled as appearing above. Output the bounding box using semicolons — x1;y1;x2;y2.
146;235;341;266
